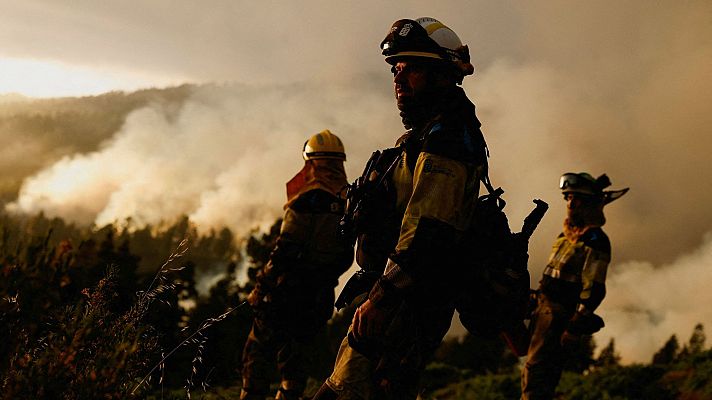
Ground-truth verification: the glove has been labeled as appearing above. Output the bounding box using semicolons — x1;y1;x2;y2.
246;268;278;308
247;283;267;308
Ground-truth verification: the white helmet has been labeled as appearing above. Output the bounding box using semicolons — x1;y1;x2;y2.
302;129;346;161
380;17;475;82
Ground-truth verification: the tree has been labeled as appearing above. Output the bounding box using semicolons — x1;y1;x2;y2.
675;324;707;362
433;332;519;375
595;338;621;368
652;334;680;365
688;323;706;355
182;261;252;389
241;219;282;298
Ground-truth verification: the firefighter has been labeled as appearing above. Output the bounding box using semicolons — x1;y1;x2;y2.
240;130;354;400
312;17;486;399
521;172;628;400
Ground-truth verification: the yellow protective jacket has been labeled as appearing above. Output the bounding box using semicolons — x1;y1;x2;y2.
367;89;488;306
540;227;611;312
259;161;353;291
276;189;353;279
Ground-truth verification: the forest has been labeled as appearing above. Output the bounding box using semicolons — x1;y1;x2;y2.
1;211;711;399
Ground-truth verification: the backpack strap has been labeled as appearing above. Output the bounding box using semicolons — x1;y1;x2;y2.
480;171;506;209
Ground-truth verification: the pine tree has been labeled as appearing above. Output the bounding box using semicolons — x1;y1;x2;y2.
652;334;679;365
688;323;706;354
595;338;621;368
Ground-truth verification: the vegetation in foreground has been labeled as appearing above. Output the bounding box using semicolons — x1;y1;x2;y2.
1;211;710;399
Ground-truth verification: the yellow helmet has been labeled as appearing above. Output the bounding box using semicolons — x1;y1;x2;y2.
302;129;346;161
380;17;475;83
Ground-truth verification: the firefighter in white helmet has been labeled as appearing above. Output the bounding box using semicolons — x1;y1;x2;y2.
312;18;487;399
240;130;353;400
521;173;628;400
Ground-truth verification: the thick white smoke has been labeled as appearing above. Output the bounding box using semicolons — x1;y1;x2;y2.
597;232;712;363
7;79;399;234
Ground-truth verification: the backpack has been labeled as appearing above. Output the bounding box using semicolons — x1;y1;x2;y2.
456;178;548;355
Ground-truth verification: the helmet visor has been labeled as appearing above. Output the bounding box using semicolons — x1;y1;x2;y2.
560;172;599;195
380;19;445;60
560;173;583;190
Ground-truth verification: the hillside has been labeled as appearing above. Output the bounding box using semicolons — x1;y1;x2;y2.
0;85;195;202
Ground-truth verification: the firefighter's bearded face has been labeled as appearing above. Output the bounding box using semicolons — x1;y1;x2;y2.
565;193;604;227
392;59;450;112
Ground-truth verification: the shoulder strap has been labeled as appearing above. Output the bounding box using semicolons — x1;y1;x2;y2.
479;164;506;210
481;173;498;196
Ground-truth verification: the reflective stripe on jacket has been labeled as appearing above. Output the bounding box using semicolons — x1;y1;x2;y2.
541;228;611;309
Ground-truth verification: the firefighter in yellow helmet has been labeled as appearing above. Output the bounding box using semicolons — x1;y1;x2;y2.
312;18;485;399
521;173;628;400
240;130;354;400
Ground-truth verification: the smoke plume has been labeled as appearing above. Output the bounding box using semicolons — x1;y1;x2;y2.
597;232;712;363
7;79;399;234
4;0;712;363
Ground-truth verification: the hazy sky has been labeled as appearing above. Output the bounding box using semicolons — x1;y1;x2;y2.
2;0;711;363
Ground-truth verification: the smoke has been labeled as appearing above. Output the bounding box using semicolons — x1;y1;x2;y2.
596;232;712;363
457;1;712;359
469;0;712;267
7;78;400;234
4;0;712;363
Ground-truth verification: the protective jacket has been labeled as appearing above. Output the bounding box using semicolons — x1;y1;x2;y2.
539;227;610;312
368;87;487;307
521;227;611;400
253;160;352;306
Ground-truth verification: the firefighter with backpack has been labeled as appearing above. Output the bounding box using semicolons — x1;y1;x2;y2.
311;17;487;399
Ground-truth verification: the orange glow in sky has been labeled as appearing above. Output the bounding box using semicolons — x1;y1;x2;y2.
0;57;181;98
